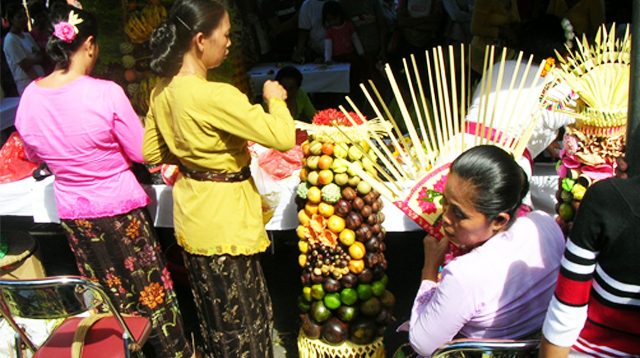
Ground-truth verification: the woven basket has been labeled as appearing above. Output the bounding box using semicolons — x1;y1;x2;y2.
297;331;385;358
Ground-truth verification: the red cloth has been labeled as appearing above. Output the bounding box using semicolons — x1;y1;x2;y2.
258;146;303;180
325;21;356;57
0;132;39;184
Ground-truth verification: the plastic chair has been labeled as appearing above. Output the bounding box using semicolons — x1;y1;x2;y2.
431;338;540;357
0;275;151;358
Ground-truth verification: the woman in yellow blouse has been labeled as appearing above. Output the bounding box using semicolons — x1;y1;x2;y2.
144;0;295;356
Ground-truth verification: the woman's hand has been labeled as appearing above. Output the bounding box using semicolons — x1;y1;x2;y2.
262;80;288;103
421;235;449;281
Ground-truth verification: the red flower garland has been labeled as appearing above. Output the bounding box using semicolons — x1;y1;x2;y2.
311;108;365;126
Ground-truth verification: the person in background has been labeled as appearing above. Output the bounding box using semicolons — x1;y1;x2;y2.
29;1;54;74
275;65;316;123
405;145;565;356
14;5;193;357
546;0;605;39
261;0;301;61
340;0;388;75
539;169;640;356
3;4;45;95
322;0;364;63
145;0;295;356
442;0;474;44
293;0;328;62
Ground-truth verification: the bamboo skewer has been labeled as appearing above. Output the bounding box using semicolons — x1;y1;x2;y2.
425;51;445;153
343;98;410;182
484;47;508;145
385;64;429;170
359;83;414;177
366;81;414;171
436;47;455;148
411;55;438;163
403;57;432;158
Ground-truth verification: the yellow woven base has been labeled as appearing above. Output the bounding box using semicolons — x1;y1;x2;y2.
297;331;385;358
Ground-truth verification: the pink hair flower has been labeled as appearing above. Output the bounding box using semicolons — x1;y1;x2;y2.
53;10;83;43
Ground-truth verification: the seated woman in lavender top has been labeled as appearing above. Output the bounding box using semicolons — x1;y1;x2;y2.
406;145;565;356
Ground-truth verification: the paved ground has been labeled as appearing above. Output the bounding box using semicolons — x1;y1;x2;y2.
1;217;424;357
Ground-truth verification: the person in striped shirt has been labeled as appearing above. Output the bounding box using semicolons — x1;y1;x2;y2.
540;174;640;357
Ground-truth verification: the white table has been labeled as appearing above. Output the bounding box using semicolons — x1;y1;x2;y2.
1;97;20;131
0;175;421;232
0;164;559;232
248;62;351;95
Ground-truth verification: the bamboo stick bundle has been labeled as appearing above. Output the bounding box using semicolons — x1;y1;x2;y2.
335;44;548;237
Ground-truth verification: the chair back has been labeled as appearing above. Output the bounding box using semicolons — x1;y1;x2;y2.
0;276;138;354
431;338;540;357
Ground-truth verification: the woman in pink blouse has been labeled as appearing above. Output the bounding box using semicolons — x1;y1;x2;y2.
14;5;192;357
406;145;565;356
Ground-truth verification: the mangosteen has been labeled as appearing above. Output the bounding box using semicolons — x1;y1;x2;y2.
378;242;387;252
377;212;385;223
337;305;358;322
300;313;322;339
367;214;377;226
349;318;377;344
360;296;382;317
365;252;381;267
365;237;380;252
372;264;385;280
323;277;341;293
363;192;376;205
311;301;332;323
376;325;387;337
311;273;324;284
340;273;358;288
352;197;365;211
346;212;363;230
360;205;373;218
301;272;311;285
380;290;396;308
356;226;373;242
341;187;357;201
371;223;382;234
321;317;349;344
358;268;374;284
371;201;381;213
375;308;393;325
334;199;351;217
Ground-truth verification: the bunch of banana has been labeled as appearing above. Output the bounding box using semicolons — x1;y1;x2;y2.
124;4;167;44
132;75;160;114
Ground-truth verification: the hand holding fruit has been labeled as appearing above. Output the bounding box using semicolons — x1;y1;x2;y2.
263;80;288;103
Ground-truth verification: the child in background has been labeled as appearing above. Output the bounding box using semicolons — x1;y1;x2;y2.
322;1;364;63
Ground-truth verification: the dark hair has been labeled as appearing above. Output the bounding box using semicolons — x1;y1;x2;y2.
46;5;97;70
5;4;25;23
450;145;529;223
517;14;568;61
322;1;344;28
275;66;303;87
150;0;226;77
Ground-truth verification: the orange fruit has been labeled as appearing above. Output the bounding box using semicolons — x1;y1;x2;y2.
318;202;335;217
348;242;366;260
318;155;334;170
305;203;319;215
339;229;356;246
307;186;322;204
318;169;334;185
322;142;335;156
348;259;365;274
298;209;311;226
327;215;346;234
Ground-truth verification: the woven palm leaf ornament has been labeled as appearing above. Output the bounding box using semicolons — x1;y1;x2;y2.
548;24;631;233
334;44;549;239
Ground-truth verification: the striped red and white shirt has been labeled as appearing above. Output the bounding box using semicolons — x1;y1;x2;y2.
542;177;640;357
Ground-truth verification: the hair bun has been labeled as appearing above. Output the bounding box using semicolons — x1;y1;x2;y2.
150;22;180;76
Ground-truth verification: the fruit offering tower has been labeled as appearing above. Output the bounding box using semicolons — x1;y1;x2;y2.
548;24;631;234
295;110;394;357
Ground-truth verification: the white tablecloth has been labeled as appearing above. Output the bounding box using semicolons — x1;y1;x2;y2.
0;164;559;232
248;62;350;95
1;97;20;131
0;175;420;231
